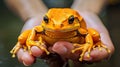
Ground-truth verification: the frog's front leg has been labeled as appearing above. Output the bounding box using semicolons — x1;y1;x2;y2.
26;26;50;55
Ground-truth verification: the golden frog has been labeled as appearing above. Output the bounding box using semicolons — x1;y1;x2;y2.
10;8;110;61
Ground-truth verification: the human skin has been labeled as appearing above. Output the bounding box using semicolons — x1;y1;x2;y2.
5;0;114;66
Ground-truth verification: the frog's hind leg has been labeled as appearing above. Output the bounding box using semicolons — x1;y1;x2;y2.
88;28;111;53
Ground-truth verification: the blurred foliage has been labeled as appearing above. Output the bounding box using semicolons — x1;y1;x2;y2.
43;0;73;8
109;0;120;5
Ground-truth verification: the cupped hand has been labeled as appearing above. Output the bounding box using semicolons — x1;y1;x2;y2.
16;12;114;66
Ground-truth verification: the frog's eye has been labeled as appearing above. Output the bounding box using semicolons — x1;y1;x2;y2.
68;15;74;24
43;15;49;23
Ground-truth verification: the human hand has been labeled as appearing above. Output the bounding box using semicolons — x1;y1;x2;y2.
16;11;114;66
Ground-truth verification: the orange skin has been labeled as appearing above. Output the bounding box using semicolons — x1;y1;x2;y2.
10;8;110;61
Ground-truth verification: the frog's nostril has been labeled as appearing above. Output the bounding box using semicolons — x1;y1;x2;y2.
53;24;55;26
60;24;64;27
53;24;64;31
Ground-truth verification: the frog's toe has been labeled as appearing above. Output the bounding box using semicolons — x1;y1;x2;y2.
72;44;83;53
72;47;83;53
37;45;50;55
94;42;111;53
79;50;87;61
10;42;22;58
27;46;32;55
86;52;91;58
101;44;111;53
33;43;50;55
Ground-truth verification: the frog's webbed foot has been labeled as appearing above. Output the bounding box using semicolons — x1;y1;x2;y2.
26;37;50;55
72;44;84;61
72;43;92;61
37;37;50;55
72;42;111;61
10;39;50;58
27;41;50;55
93;41;111;53
72;43;83;53
10;42;22;58
10;42;34;58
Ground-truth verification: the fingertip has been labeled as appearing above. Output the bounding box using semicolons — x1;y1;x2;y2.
100;33;115;54
52;42;68;55
31;46;44;57
21;51;35;66
52;41;73;56
89;48;108;61
17;48;24;62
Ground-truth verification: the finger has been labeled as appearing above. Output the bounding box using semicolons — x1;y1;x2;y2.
85;47;108;62
21;51;35;66
31;46;44;57
52;41;74;58
52;41;80;61
17;48;24;62
100;33;114;54
17;48;35;66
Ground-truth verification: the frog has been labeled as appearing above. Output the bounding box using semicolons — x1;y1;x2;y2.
10;8;110;61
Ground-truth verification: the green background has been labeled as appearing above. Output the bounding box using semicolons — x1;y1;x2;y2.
0;0;120;67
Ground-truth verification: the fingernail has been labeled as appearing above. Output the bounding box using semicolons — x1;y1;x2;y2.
23;61;29;66
52;45;68;55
